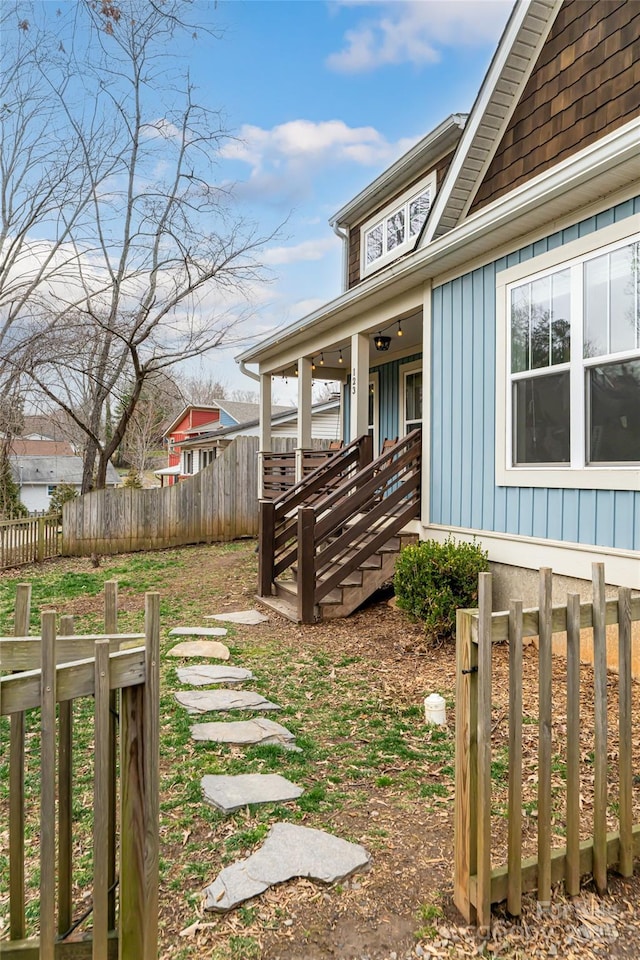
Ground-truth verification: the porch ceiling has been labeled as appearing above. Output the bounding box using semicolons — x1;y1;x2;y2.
273;308;423;379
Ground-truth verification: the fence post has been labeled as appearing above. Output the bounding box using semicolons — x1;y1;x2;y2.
40;611;57;960
119;591;160;960
258;500;275;597
58;614;75;936
297;506;316;624
9;583;31;940
37;516;45;563
476;572;493;929
592;562;608;895
454;607;478;923
618;585;633;877
104;581;118;931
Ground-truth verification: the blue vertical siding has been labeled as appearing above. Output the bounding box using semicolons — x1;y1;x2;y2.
430;196;640;551
341;352;422;450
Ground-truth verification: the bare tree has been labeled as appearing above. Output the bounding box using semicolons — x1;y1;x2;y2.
1;1;273;490
177;373;230;405
119;371;183;475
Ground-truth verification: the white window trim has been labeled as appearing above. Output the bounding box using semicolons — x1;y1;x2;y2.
400;359;423;436
495;216;640;491
361;172;436;279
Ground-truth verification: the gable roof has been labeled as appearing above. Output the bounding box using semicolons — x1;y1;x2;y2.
330;114;467;230
180;397;340;448
10;438;75;457
422;0;562;243
164;400;294;438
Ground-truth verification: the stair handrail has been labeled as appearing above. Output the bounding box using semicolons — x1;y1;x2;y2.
297;429;421;621
258;434;372;597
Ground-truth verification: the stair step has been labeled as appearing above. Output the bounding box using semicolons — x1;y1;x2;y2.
255;593;299;623
274;580;297;602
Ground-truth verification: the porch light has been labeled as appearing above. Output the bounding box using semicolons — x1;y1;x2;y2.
374;333;391;352
397;320;403;337
319;353;325;365
338;349;344;364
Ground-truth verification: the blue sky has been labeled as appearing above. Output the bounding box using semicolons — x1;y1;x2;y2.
184;0;513;397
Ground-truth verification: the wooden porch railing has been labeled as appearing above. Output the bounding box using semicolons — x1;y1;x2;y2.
258;434;373;596
296;429;421;621
261;445;344;500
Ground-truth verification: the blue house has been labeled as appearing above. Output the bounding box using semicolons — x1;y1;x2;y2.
237;0;639;620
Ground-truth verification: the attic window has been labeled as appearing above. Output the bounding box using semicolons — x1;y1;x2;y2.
361;172;436;277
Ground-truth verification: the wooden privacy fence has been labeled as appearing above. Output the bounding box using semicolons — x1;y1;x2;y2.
0;514;61;570
455;563;640;928
0;581;159;959
63;436;261;556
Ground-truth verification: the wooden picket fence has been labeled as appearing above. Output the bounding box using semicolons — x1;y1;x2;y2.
0;581;159;959
0;514;61;570
454;563;640;927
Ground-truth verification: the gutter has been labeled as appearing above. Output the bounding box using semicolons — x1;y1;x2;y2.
331;220;349;293
237;358;260;383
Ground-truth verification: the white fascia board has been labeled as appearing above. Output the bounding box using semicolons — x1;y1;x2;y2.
422;0;561;244
237;116;640;369
329;114;467;229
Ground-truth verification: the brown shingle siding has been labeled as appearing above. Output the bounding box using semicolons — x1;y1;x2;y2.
346;149;456;289
470;0;640;214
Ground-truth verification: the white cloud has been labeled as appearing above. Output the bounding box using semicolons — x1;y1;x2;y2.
327;0;512;73
221;119;416;206
263;237;339;266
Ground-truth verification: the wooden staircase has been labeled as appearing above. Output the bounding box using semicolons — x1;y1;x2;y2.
257;431;421;623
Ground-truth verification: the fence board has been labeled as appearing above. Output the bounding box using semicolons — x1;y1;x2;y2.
507;600;522;917
618;586;633;877
58;615;75;936
565;593;581;896
592;563;608;895
0;635;145;672
476;574;493;929
537;568;553;907
454;609;478;923
40;612;57;960
93;641;110;959
9;584;31;939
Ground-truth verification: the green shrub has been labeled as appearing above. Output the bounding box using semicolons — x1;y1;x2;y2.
393;536;489;643
49;483;78;515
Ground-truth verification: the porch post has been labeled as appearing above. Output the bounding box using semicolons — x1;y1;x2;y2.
296;356;313;482
258;373;272;499
350;333;369;441
421;281;431;528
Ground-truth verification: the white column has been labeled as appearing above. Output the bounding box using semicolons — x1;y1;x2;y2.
349;333;369;440
296;357;313;481
421;281;432;530
258;373;272;499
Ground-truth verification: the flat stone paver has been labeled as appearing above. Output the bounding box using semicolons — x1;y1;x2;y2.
203;822;371;911
204;610;269;626
201;774;303;814
190;717;299;750
176;665;253;686
167;640;230;661
169;626;228;637
175;690;280;713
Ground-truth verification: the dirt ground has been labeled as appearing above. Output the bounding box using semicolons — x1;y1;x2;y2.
150;542;640;960
2;541;639;960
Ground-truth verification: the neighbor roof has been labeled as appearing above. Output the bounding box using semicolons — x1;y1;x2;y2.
11;456;120;486
10;439;75;457
180;397;340;448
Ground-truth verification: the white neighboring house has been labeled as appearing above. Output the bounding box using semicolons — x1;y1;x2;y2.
10;439;120;513
177;396;343;476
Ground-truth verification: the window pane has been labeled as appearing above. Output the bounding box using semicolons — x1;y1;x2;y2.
530;276;550;369
405;371;422;424
584;253;609;357
588;358;640;463
513;372;570;464
366;224;383;264
551;269;571;363
387;209;405;251
511;284;529;373
409;192;430;236
610;245;636;354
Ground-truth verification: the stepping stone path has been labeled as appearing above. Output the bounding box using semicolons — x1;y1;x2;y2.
204;823;371;911
201;774;303;814
205;610;269;626
167;640;230;661
168;610;370;909
177;665;253;686
191;717;300;750
175;690;280;713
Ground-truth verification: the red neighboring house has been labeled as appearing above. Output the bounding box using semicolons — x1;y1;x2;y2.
161;405;222;486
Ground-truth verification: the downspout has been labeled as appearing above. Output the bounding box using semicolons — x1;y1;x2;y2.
331;219;349;293
237;358;260;382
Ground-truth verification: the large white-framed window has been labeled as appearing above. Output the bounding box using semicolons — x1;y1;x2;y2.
361;172;436;278
496;217;640;490
400;360;422;436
